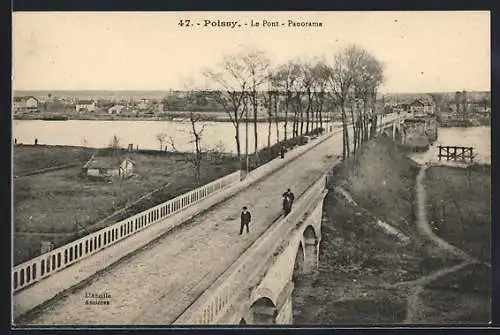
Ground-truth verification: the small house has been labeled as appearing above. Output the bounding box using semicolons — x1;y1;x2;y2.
75;99;97;113
108;105;125;114
82;156;136;179
409;99;433;116
137;98;150;110
13;96;39;113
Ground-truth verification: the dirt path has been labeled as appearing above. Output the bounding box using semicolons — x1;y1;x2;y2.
402;259;476;323
402;164;485;324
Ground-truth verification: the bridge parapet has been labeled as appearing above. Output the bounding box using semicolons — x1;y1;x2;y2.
12;170;241;293
173;168;330;325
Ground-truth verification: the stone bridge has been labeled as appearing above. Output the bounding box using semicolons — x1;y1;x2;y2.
173;172;327;325
13;114;402;326
380;113;439;147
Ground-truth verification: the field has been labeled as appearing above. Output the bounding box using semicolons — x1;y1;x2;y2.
13;145;95;176
424;165;491;262
13;146;240;265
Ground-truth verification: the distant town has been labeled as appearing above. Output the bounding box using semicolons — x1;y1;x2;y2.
12;89;491;126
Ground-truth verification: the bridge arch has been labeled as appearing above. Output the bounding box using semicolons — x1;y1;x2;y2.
292;242;305;280
303;225;318;274
249;297;277;324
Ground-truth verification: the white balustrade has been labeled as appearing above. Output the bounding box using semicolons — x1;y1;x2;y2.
12;170;241;293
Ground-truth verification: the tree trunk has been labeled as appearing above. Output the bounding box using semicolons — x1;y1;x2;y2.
340;102;350;160
274;93;280;144
293;96;299;138
299;93;304;136
306;89;312;134
267;92;272;149
253;92;258;155
349;101;357;156
245;95;249;171
284;91;289;142
318;93;324;130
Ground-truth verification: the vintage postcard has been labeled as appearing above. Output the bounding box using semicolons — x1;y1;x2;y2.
11;11;491;326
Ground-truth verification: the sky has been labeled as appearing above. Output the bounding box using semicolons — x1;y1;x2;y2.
12;11;490;93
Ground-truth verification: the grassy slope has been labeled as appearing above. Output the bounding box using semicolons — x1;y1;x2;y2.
331;136;420;237
293;138;461;325
424;165;491;262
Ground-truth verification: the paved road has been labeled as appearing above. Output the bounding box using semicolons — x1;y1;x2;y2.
22;117;397;325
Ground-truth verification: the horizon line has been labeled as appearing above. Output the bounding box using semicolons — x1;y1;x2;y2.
13;88;491;94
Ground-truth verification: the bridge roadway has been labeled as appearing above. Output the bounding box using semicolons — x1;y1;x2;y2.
20;115;397;325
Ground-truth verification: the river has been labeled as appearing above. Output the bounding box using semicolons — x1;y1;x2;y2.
13;119;340;153
409;126;491;165
12;120;490;160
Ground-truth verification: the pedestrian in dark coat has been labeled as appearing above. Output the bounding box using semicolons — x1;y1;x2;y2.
283;195;292;216
280;146;286;159
240;206;251;234
283;189;295;207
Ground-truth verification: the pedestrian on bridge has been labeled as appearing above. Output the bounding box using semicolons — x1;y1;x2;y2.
283;194;292;216
283;188;295;207
240;206;251;235
280;146;286;159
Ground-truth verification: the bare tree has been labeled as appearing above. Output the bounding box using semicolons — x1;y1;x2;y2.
272;61;302;141
311;60;330;131
264;89;274;149
327;46;360;159
354;51;384;143
242;50;271;155
203;54;249;158
188;111;207;184
455;91;462;117
156;133;167;151
298;59;317;135
109;135;121;157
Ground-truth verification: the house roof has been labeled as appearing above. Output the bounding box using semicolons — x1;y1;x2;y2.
76;100;95;105
410;99;432;106
13;96;38;102
83;156;136;169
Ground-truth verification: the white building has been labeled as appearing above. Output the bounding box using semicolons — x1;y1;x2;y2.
75;99;97;112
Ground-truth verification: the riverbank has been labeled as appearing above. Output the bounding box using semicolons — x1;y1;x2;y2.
438;117;490;127
14;112;339;123
292;136;490;324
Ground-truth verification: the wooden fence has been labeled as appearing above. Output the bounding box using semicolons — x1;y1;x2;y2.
438;146;474;163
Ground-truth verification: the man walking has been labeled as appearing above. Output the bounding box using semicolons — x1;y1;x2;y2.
283;188;295;207
283;194;292;216
240;206;251;235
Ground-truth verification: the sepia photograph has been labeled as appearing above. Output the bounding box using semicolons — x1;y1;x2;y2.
11;11;491;326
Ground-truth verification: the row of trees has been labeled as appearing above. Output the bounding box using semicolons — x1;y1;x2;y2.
146;44;385;185
202;44;385;163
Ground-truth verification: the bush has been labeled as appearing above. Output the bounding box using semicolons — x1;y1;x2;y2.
243;132;324;172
